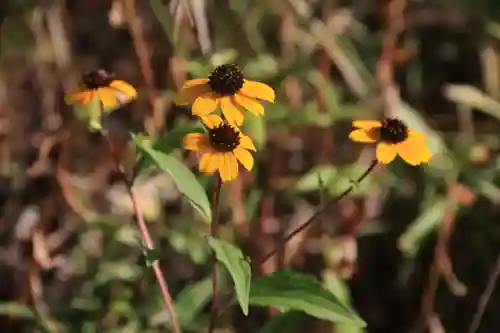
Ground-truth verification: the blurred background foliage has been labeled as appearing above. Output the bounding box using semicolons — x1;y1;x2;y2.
3;0;500;332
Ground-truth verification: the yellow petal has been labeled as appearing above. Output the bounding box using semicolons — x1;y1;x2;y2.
175;83;211;105
233;93;265;116
397;136;432;166
376;143;397;164
184;133;205;151
65;91;91;105
220;96;244;127
240;80;275;103
234;147;254;171
109;80;137;98
199;114;223;129
192;93;219;116
183;78;210;88
219;153;239;182
83;92;97;105
97;88;118;108
352;120;382;130
238;135;256;151
348;129;376;143
199;153;221;174
407;129;427;143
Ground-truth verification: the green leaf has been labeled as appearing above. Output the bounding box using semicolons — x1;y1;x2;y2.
0;302;35;319
294;165;337;192
133;135;212;223
295;165;375;196
443;84;500;120
175;276;213;327
260;311;309;333
242;113;266;150
207;237;251;315
323;272;365;333
243;54;279;79
151;275;213;328
136;127;206;173
249;269;366;326
398;197;453;258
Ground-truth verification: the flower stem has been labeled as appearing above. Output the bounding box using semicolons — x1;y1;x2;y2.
259;159;378;265
208;175;222;333
466;253;500;333
105;135;182;333
212;159;379;322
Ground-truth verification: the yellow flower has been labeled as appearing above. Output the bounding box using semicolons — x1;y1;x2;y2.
175;64;275;127
349;118;432;165
64;70;137;110
184;114;256;182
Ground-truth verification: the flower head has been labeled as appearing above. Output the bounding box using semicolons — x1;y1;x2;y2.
184;114;256;182
349;118;432;165
65;70;137;110
175;64;275;127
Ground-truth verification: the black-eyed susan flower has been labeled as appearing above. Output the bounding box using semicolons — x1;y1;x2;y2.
184;114;256;182
175;64;275;127
65;70;137;110
349;118;432;165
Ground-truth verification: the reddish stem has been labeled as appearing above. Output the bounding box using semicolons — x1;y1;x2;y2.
106;136;182;333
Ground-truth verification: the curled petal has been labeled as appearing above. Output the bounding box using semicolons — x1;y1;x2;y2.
199;114;224;129
199;153;221;174
109;80;137;99
219;153;239;182
240;80;275;103
175;83;211;105
398;135;432;165
192;93;219;116
407;129;427;143
183;78;210;88
65;91;93;105
376;143;397;164
233;93;265;116
184;133;206;151
349;129;377;143
352;120;382;130
238;135;256;151
234;147;254;171
97;88;118;108
220;96;244;127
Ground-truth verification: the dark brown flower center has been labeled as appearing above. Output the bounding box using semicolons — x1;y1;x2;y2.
82;70;115;89
209;123;240;152
380;118;408;144
208;64;244;96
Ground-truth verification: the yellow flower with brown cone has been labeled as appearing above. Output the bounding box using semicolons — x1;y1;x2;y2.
349;118;432;165
175;64;275;127
65;70;137;110
184;114;256;182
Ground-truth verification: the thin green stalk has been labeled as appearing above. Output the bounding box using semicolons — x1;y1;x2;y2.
258;159;378;265
466;253;500;333
215;159;379;320
208;175;223;333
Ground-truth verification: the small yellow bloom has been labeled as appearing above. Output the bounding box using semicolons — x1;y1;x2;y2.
349;118;432;165
65;70;137;110
175;64;275;127
184;114;256;182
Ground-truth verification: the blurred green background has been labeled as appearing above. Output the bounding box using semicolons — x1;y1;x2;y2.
3;0;500;332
